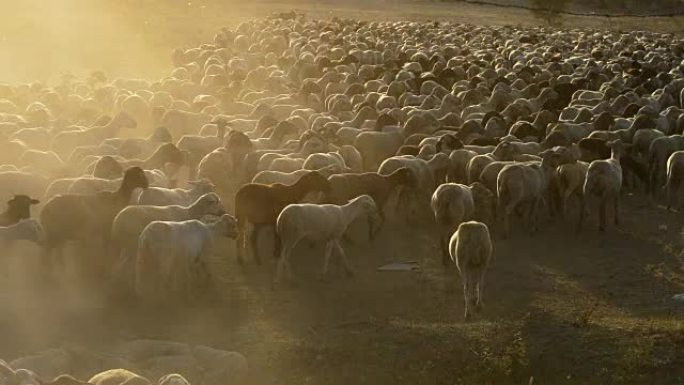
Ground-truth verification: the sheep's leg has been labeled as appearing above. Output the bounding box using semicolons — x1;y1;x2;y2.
251;225;262;265
576;194;586;233
333;241;354;278
440;234;451;267
320;240;335;279
502;206;511;239
273;230;281;260
236;223;246;265
462;275;471;322
561;189;572;220
475;270;486;311
275;243;292;285
527;200;538;235
599;198;606;232
613;195;620;226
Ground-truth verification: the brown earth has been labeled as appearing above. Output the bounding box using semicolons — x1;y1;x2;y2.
2;1;684;384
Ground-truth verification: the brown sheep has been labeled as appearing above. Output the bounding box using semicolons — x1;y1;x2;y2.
327;167;416;222
40;166;149;269
235;170;330;264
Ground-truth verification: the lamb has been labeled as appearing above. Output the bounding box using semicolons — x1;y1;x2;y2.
447;149;477;183
579;140;627;232
68;169;170;195
92;155;124;179
496;150;559;238
353;130;403;171
274;195;381;283
103;125;173;159
556;160;590;219
327;167;416;220
85;143;185;175
137;179;215;206
431;183;474;266
378;153;450;195
52;112;137;158
43;374;93;385
0;218;42;248
88;369;151;385
158;374;191;385
177;119;229;164
648;135;684;193
449;220;492;321
251;165;338;185
466;142;520;184
136;214;238;303
664;150;684;211
39;167;149;269
0;195;40;226
234;170;330;265
111;192;226;287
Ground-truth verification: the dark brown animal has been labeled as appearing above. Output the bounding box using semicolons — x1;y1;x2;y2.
0;195;39;226
234;170;330;264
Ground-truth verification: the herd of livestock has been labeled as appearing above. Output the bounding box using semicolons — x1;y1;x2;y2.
1;11;684;383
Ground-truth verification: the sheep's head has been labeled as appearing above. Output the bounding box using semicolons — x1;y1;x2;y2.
389;167;417;188
122;166;149;190
111;111;137;129
192;192;226;217
187;179;216;195
436;134;464;154
6;195;40;220
203;213;238;239
93;155;123;180
492;141;520;160
151;126;173;143
153;143;185;166
299;171;330;194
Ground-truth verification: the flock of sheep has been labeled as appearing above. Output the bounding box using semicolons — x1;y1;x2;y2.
1;10;684;383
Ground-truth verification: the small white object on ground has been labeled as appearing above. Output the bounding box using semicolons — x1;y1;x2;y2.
377;261;420;271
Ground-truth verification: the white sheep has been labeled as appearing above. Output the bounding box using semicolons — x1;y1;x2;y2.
449;220;492;321
431;183;474;266
579;140;627;232
137;179;215;206
111;192;226;289
665;150;684;211
275;195;381;284
556;160;589;219
497;150;559;237
88;368;151;385
0;218;42;248
136;214;238;303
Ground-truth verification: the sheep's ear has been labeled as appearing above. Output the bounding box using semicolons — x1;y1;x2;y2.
30;199;40;204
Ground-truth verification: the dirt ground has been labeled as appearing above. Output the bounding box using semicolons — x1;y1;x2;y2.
1;1;684;384
1;192;684;384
